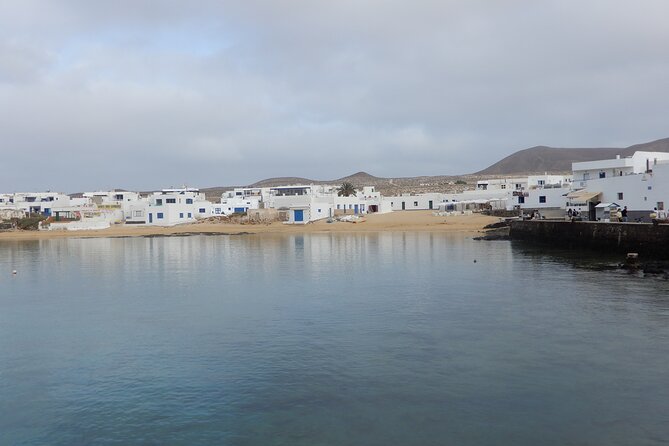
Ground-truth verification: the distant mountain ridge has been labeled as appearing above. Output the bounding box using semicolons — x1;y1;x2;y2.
198;137;669;198
475;137;669;175
248;171;382;188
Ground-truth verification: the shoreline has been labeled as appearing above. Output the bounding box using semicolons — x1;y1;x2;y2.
0;211;498;242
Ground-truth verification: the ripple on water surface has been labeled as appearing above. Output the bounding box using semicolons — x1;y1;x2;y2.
1;234;669;445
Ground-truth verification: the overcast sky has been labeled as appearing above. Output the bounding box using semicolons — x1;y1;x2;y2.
1;1;668;192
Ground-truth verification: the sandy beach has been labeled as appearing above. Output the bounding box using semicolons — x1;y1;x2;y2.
0;211;499;241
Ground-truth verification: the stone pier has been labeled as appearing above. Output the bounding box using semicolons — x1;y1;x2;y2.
509;220;669;259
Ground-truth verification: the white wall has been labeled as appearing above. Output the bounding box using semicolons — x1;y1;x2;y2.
382;193;443;211
508;187;568;210
218;196;261;215
572;151;669;188
145;190;211;226
287;207;310;224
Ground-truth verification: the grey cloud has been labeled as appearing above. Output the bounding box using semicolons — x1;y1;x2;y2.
1;0;669;191
0;40;53;84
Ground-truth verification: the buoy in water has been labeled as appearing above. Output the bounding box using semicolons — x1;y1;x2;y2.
12;270;17;275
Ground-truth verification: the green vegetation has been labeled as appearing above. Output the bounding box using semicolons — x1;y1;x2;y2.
455;180;467;185
337;182;356;197
11;215;47;230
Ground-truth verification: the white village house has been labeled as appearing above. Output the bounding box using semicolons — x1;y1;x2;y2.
568;151;669;221
144;188;212;226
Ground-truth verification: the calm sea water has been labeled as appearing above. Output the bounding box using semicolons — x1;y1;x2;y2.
1;233;668;445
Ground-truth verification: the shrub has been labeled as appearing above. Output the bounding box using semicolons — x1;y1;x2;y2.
13;215;47;230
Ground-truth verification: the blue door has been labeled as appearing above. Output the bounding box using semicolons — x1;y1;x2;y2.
354;205;359;215
294;209;304;222
149;213;153;223
234;207;245;213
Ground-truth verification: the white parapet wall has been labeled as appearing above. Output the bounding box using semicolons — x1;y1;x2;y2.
45;218;112;231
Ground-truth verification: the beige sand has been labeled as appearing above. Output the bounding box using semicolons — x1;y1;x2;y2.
0;211;498;241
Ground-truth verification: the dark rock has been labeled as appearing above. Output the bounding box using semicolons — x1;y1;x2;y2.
483;221;511;230
474;227;510;241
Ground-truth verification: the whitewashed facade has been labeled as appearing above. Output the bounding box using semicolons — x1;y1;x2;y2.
565;151;669;221
219;188;263;215
572;151;669;190
381;193;444;211
145;188;211;226
0;192;72;217
83;190;142;220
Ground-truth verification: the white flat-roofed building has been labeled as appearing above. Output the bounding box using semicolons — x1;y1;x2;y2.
219;188;263;215
145;188;211;226
0;192;71;217
381;193;444;211
83;190;142;220
476;178;528;192
444;174;572;216
526;175;572;189
256;184;387;223
567;158;669;222
572;151;669;189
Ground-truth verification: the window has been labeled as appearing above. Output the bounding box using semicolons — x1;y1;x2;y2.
500;184;506;189
157;213;164;219
648;186;652;190
188;213;192;218
538;180;545;186
539;196;546;203
599;172;606;179
166;198;176;204
134;210;143;217
186;198;193;204
518;196;525;204
155;199;162;205
337;204;341;209
617;192;624;200
414;201;418;206
318;209;321;213
199;208;206;213
179;213;184;218
658;202;665;211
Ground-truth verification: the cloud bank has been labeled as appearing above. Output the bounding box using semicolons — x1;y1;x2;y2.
1;0;668;191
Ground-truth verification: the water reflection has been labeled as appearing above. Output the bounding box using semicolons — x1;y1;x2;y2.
1;234;668;445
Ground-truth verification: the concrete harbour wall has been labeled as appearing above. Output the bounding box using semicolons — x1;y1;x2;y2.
510;220;669;259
